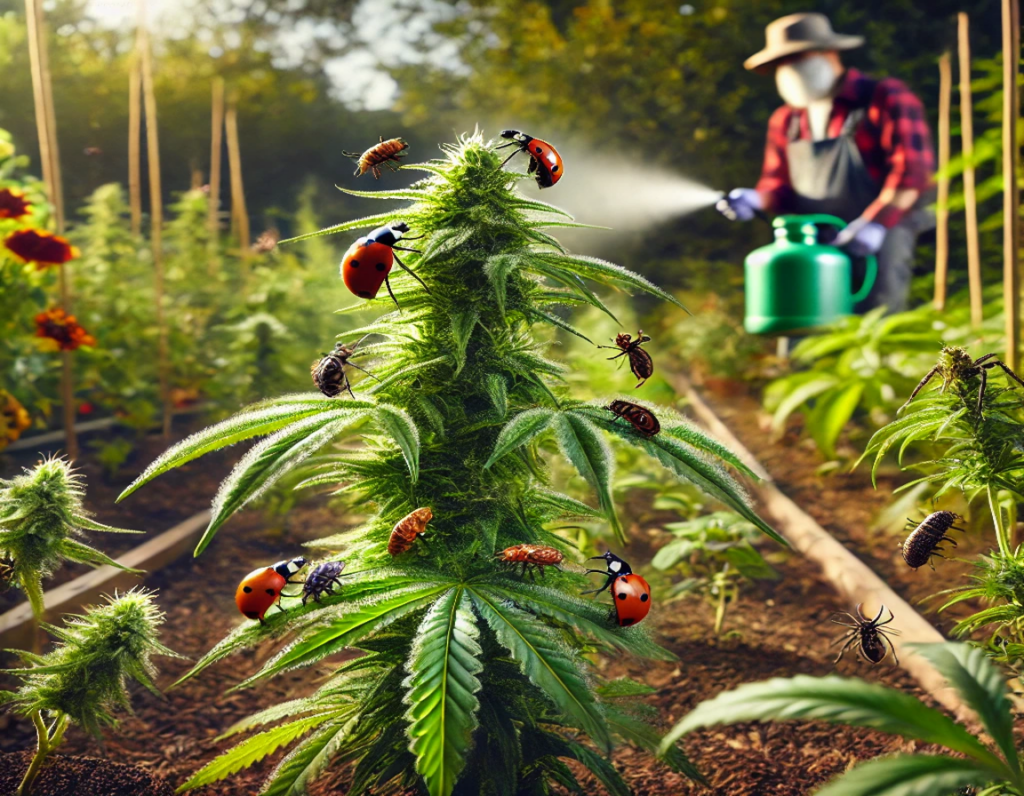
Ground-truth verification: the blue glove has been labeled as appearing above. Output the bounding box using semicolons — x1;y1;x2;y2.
716;188;762;222
835;220;887;257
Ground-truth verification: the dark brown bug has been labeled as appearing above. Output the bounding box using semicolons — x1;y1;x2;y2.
903;345;1024;415
302;560;346;605
388;507;433;556
599;330;654;388
253;229;280;253
495;544;564;577
311;335;380;399
902;511;964;569
0;554;15;592
830;604;900;665
607;400;660;437
343;136;408;179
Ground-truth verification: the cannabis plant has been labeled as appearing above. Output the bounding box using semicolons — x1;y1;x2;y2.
661;641;1024;796
0;589;180;796
119;133;781;795
0;456;140;620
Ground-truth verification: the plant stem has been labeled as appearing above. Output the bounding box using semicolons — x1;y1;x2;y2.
989;485;1012;558
16;710;65;796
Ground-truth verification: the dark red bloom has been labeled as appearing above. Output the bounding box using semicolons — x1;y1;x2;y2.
5;228;79;268
34;308;96;351
78;402;94;415
0;188;31;220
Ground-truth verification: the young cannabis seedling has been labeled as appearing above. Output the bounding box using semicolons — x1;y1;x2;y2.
660;641;1023;796
121;133;782;795
0;456;141;621
0;589;181;796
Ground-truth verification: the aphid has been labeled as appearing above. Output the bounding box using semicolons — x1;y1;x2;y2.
903;345;1024;415
312;336;380;399
235;557;307;624
343;136;409;179
830;604;900;665
0;554;15;592
340;222;429;309
388;507;433;556
302;560;346;605
607;400;661;437
599;330;654;388
495;544;564;577
901;511;964;569
583;550;652;627
496;129;564;188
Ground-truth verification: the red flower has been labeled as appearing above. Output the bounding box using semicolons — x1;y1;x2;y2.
5;228;79;269
0;188;31;220
78;402;94;415
34;308;96;351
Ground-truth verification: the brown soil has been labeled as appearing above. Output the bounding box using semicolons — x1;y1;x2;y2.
0;751;174;796
0;390;986;795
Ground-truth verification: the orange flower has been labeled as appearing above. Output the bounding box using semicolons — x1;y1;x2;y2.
5;228;79;269
0;187;31;220
34;308;96;351
0;389;31;447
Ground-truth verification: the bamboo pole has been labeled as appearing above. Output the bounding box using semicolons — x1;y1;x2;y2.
959;13;984;330
935;51;952;310
225;96;250;290
207;77;224;275
1003;0;1021;370
137;18;171;439
128;53;142;236
24;0;76;460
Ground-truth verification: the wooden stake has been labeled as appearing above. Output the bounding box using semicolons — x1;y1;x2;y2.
225;96;250;289
959;13;984;329
1003;0;1021;370
934;51;952;310
207;77;224;274
128;53;142;236
138;17;171;439
24;0;76;460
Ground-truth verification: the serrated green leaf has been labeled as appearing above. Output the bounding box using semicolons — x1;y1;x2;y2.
484;408;555;469
260;718;356;796
530;487;605;520
554;413;623;544
527;308;594;343
450;310;479;377
535;253;688;312
562;741;631;796
403;589;483;796
814;754;997;796
374;405;421;483
485;375;508;419
278;212;399;245
469;588;612;752
59;539;142;574
337;186;431;201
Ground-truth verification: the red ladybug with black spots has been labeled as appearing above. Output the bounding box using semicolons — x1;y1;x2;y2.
583;550;651;627
497;130;564;188
235;557;306;624
340;222;430;309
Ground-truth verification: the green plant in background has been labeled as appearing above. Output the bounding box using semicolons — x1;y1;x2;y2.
660;641;1024;796
651;511;779;634
118;133;783;795
0;589;180;796
763;291;1002;459
0;457;140;620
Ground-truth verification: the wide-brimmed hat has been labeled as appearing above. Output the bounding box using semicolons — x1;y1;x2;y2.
744;13;864;72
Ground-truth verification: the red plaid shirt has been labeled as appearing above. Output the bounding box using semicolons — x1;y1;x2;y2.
756;68;935;228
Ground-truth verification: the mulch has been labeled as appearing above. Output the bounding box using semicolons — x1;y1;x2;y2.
0;751;175;796
0;390;993;795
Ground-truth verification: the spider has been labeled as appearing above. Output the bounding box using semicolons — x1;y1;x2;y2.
901;346;1024;415
830;604;900;665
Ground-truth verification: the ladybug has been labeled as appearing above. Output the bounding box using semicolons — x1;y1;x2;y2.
235;557;307;624
583;550;651;627
340;222;430;309
497;130;564;188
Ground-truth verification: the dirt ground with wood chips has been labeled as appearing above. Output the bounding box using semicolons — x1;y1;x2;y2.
0;390;994;795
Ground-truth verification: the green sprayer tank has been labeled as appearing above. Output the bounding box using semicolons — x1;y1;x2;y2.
744;214;877;335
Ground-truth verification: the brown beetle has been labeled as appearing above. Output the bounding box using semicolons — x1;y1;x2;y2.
311;336;379;399
495;544;564;577
388;507;433;556
901;511;963;569
607;400;660;437
343;136;408;179
599;330;653;388
830;604;899;665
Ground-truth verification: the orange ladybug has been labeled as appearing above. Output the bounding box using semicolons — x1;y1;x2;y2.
583;550;651;627
235;557;306;624
388;507;433;556
497;130;564;188
340;222;429;309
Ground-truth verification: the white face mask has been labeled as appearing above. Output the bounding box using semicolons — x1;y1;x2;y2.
775;54;839;109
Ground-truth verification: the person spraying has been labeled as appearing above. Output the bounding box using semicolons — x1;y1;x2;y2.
718;13;935;314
